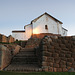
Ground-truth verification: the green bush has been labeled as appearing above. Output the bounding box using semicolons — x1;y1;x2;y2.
0;42;10;44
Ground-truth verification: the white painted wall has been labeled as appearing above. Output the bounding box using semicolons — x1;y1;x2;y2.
12;32;26;41
57;22;63;35
62;28;68;36
32;14;62;35
25;24;32;40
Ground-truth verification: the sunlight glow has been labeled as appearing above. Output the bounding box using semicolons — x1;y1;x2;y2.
33;28;39;34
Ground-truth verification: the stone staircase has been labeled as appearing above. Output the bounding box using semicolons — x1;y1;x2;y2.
4;38;42;72
4;48;41;72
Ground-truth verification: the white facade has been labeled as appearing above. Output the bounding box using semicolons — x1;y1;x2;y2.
32;14;63;35
12;12;68;40
12;32;26;41
62;28;68;36
25;24;32;40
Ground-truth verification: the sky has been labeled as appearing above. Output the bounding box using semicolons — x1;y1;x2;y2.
0;0;75;36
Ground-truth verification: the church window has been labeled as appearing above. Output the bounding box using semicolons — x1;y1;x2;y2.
45;25;48;29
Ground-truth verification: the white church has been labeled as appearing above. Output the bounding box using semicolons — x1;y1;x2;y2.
12;12;68;41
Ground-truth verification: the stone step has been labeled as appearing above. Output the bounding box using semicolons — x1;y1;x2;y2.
20;48;34;51
5;64;40;72
11;62;38;65
15;53;35;57
18;51;35;54
12;58;38;62
12;56;38;62
15;54;36;57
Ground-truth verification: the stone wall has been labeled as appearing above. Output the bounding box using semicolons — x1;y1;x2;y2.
37;36;75;72
0;34;2;42
0;44;21;70
0;45;12;70
0;34;15;43
8;35;15;43
2;35;8;42
32;33;60;39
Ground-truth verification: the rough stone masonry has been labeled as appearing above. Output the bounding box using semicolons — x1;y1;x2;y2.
39;36;75;72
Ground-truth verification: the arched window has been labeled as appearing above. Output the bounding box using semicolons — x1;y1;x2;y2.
45;25;48;29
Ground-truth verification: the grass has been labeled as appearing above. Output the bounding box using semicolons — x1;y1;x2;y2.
0;71;75;75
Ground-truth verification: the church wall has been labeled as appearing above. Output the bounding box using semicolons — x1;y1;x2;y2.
32;14;62;35
25;24;33;40
12;32;26;41
62;28;68;36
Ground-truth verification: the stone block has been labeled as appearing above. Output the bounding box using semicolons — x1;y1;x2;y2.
47;57;54;62
54;58;60;64
53;68;57;72
54;47;61;50
60;57;67;61
72;53;75;58
47;38;52;43
42;66;49;72
42;45;47;51
45;52;52;57
52;53;59;57
72;36;75;41
60;65;66;68
65;54;71;58
2;35;8;43
62;40;68;44
62;68;68;72
47;49;54;53
42;56;47;61
59;44;66;48
48;67;53;72
8;35;15;43
66;44;71;49
59;53;65;57
72;62;75;66
47;46;55;49
54;63;59;68
55;50;60;54
42;51;51;56
66;51;72;54
67;58;74;62
62;48;69;51
61;50;67;54
57;68;62;72
42;62;47;66
48;62;53;67
71;49;75;52
57;39;62;44
66;62;72;67
60;60;66;65
13;45;21;55
54;44;59;47
73;41;75;45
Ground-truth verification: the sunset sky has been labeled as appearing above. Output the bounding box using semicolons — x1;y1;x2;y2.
0;0;75;36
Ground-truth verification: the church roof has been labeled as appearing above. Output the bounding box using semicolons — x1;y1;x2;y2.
31;12;63;24
12;30;25;33
62;27;68;31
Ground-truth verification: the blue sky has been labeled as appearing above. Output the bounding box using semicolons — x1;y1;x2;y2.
0;0;75;36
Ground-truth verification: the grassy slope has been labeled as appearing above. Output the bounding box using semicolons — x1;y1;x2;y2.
0;71;75;75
